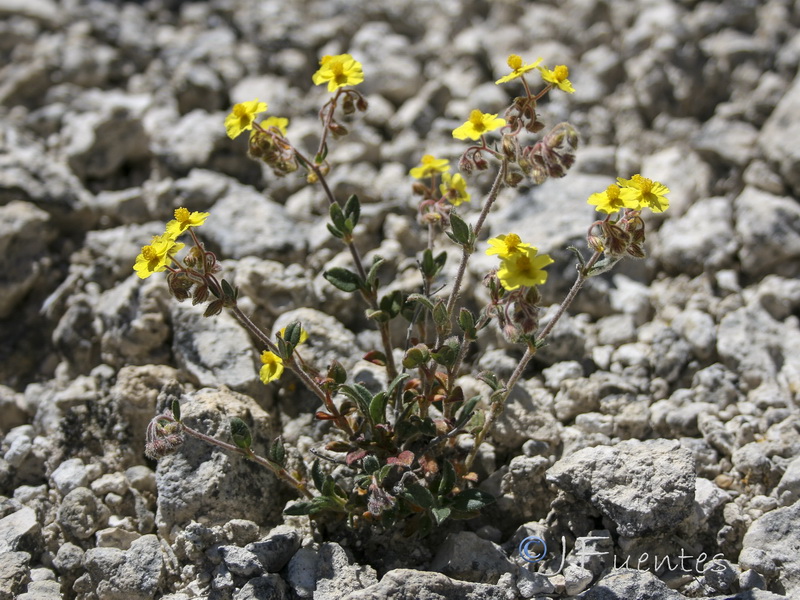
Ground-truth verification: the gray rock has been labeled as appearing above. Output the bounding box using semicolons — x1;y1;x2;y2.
734;187;800;280
492;383;560;452
759;69;800;196
234;574;289;600
314;543;378;600
0;506;41;554
60;90;151;181
202;185;307;262
741;500;800;596
655;197;737;276
83;534;166;600
125;465;157;495
340;568;515;600
218;546;263;577
233;258;316;319
0;550;30;600
50;458;89;495
171;302;261;399
52;542;84;574
431;531;517;584
246;525;302;573
154;387;280;534
0;201;56;319
285;546;317;599
575;568;685;599
499;455;553;523
774;455;800;506
57;487;104;541
0;385;27;432
692;117;759;167
546;439;695;537
516;567;556;598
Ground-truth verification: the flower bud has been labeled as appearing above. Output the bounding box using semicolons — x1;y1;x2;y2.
356;96;368;112
342;94;355;115
504;171;524;188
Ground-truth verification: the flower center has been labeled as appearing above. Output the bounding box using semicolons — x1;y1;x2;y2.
469;110;485;130
142;245;157;261
632;174;653;193
554;65;569;81
174;207;190;222
606;185;620;201
505;233;522;250
508;55;523;70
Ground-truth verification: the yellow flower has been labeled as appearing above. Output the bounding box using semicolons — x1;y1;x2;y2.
410;154;450;179
497;246;554;291
587;184;636;214
453;109;507;140
496;54;543;84
538;65;575;94
440;172;470;206
134;234;185;279
165;207;210;238
259;116;289;136
486;233;532;258
279;326;308;344
259;351;284;384
617;175;670;213
312;54;364;92
225;99;268;139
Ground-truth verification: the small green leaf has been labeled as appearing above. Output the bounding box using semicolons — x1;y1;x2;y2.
329;202;346;230
344;194;360;227
402;344;430;369
366;309;389;323
377;463;393;483
477;371;502;392
366;256;385;289
311;459;325;491
324;267;364;293
363;454;380;474
171;399;181;422
457;308;477;339
431;506;451;526
438;460;456;496
432;299;449;329
283;501;313;516
269;436;286;466
386;372;409;398
450;488;495;512
431;344;457;369
454;395;481;430
449;212;470;245
403;483;435;509
230;417;252;450
369;392;389;425
379;290;403;319
327;361;347;385
407;293;435;312
326;223;344;239
339;384;373;418
221;279;238;301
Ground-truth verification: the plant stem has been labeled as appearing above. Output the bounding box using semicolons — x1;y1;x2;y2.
464;248;603;470
165;415;313;499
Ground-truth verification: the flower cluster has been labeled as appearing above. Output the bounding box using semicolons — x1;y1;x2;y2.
133;207;208;279
588;175;671;214
486;233;554;291
409;154;471;224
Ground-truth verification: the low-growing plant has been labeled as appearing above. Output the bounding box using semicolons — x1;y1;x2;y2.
140;53;670;535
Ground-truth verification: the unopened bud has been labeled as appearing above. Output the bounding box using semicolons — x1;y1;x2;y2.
342;94;355;115
502;134;518;161
458;155;474;175
504;171;524;187
329;123;349;138
356;96;368;112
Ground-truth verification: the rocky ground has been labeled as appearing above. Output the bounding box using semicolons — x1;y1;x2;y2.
2;0;800;598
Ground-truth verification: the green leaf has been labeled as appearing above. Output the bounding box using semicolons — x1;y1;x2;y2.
327;361;347;385
386;372;410;398
282;322;302;346
229;417;252;450
366;309;390;323
431;506;451;526
339;384;373;418
322;476;336;497
457;308;477;339
329;202;346;230
402;344;430;369
407;293;435;312
171;399;181;422
379;290;403;319
403;483;435;509
326;223;344;239
283;501;312;516
454;395;481;430
221;279;238;301
269;436;286;466
449;212;470;245
366;256;385;289
450;488;495;512
369;392;389;425
311;459;325;491
377;464;394;484
363;454;380;474
438;460;456;496
344;194;360;227
324;267;364;293
477;371;502;392
431;344;457;369
432;299;449;329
